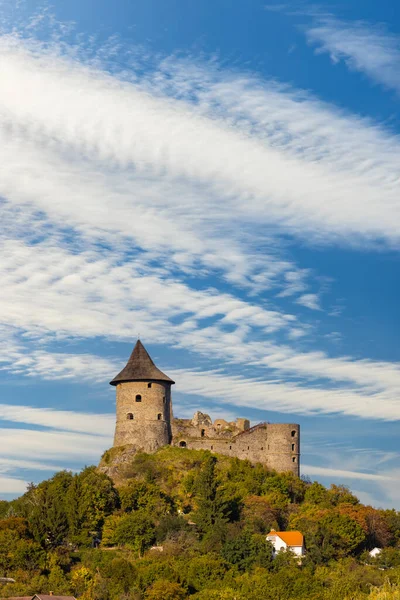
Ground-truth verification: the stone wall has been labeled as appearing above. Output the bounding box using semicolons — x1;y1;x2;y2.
114;380;172;451
113;384;300;475
171;417;300;476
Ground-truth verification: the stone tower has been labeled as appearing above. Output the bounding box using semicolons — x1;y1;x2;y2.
110;340;175;452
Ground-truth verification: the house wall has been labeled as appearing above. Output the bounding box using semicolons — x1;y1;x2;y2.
267;535;304;557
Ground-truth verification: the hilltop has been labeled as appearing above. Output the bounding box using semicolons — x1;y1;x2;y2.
1;447;400;599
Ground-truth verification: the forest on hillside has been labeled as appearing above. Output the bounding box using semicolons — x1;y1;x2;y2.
1;447;400;599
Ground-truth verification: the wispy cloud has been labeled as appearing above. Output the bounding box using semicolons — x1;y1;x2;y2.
0;475;28;495
0;404;114;435
0;10;399;502
0;33;400;256
296;293;321;311
302;464;393;482
306;16;400;94
0;428;111;461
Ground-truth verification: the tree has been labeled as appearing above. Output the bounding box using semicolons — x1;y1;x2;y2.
145;579;187;600
105;557;137;597
222;531;273;571
290;507;367;562
66;467;119;545
328;484;359;506
119;480;173;517
28;471;73;547
103;511;156;556
184;554;228;592
193;456;229;536
242;496;279;533
304;482;330;507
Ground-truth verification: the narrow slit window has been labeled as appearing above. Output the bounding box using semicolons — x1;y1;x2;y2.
291;430;296;437
157;413;162;420
201;429;205;437
148;383;152;388
135;394;142;402
291;443;295;451
292;456;296;463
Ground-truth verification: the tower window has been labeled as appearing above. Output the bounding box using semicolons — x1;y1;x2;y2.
179;441;187;448
292;456;296;463
157;413;162;420
201;429;205;437
211;446;213;450
135;395;142;402
127;413;134;420
148;383;152;388
291;430;296;437
163;396;166;403
261;447;264;451
229;445;232;450
291;443;295;451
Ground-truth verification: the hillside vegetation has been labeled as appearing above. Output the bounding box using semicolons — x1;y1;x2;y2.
1;446;400;599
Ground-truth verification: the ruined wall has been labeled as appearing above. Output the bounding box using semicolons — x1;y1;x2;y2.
113;389;300;475
171;416;300;476
114;381;172;452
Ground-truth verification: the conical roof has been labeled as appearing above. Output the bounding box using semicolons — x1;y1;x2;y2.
110;340;175;385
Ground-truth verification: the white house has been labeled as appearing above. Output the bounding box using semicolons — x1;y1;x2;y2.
266;529;305;557
369;547;382;558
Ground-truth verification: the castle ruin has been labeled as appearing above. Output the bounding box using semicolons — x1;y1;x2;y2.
110;340;300;475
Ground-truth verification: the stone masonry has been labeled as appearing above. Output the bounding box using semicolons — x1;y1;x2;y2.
110;341;300;476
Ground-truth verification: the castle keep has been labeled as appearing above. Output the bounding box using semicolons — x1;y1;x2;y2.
111;341;300;475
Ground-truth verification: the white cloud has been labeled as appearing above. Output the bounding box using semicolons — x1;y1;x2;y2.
301;464;393;482
0;403;114;435
173;368;400;421
0;33;399;258
0;15;399;501
0;238;293;344
306;16;400;94
0;475;28;495
0;457;63;472
0;428;111;460
296;293;321;311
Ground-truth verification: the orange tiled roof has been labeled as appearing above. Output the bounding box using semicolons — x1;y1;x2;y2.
267;530;304;547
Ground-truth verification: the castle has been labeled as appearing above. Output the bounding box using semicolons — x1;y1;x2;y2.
110;340;300;475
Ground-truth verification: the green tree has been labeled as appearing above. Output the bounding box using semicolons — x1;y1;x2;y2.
222;531;273;571
145;579;187;600
66;466;119;545
107;511;156;556
105;557;137;597
184;554;228;592
28;470;73;547
193;456;229;536
304;482;330;507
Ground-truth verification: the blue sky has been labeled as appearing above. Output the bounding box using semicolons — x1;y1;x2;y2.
0;0;400;508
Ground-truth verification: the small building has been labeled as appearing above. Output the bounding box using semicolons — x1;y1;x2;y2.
266;529;305;557
369;547;382;558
